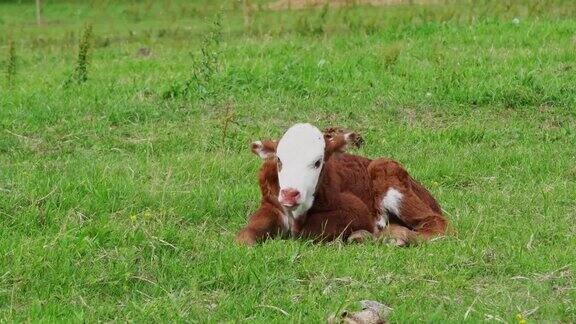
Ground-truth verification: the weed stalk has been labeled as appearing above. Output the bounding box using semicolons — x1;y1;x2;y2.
75;24;93;84
6;39;16;88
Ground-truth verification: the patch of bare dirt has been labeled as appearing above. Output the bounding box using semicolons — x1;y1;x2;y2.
268;0;444;10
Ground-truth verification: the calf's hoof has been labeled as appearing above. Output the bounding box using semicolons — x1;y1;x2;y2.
235;230;257;246
347;230;374;244
382;237;408;247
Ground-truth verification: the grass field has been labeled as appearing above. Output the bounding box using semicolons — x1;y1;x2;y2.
1;0;575;322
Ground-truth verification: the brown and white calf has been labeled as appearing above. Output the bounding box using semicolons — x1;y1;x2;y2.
236;123;447;246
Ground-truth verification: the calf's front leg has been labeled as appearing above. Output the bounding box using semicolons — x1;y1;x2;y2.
296;192;375;242
377;223;420;246
348;224;419;246
236;203;286;246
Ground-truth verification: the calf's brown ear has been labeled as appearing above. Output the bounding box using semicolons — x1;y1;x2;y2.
324;127;364;158
250;140;278;159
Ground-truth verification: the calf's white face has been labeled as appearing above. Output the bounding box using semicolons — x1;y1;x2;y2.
276;123;325;216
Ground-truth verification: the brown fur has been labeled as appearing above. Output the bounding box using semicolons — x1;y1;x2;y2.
250;140;277;157
236;129;447;246
293;152;376;241
323;127;364;151
235;147;284;245
368;159;447;239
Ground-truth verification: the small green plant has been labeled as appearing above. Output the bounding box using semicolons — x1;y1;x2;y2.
195;12;223;96
295;3;329;36
380;42;402;69
6;38;16;87
74;24;93;84
163;13;224;100
220;101;235;147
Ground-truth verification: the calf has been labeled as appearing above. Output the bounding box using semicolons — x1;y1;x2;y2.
236;123;447;246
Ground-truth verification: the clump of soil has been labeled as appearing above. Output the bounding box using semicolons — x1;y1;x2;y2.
328;300;392;324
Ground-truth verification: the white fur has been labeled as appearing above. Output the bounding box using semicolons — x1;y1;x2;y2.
381;188;403;216
278;209;293;233
376;214;388;231
276;123;325;217
342;132;353;150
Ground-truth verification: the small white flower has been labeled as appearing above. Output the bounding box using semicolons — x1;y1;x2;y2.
512;18;520;25
426;92;432;97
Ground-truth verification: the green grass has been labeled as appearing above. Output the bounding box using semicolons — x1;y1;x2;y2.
1;0;575;322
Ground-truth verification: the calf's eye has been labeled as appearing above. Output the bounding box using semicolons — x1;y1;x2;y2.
314;159;322;169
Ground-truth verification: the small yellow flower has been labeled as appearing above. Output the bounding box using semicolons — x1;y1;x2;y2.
516;313;526;324
130;214;137;222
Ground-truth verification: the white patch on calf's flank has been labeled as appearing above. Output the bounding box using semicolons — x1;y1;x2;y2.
381;188;403;216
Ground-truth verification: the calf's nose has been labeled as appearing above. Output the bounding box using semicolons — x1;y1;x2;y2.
279;188;301;206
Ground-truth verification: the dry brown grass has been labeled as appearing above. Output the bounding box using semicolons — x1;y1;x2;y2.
268;0;446;10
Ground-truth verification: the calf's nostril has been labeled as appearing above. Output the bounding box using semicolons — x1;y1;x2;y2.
280;188;300;201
